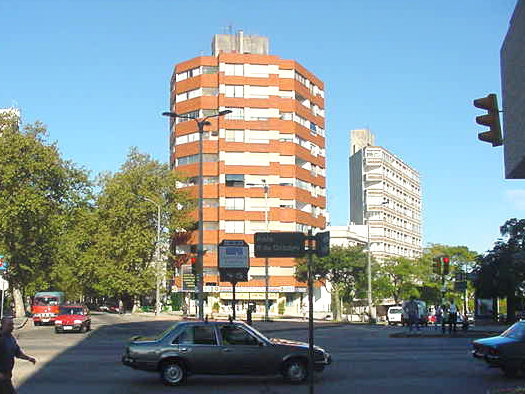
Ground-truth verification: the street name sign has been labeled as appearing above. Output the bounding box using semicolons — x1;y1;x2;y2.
219;240;249;283
254;232;306;258
218;240;249;269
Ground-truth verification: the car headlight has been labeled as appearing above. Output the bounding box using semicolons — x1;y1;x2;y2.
55;320;62;325
74;320;82;324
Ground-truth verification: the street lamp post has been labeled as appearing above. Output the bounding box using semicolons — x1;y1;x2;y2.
365;198;388;324
142;196;162;316
162;110;231;320
247;180;270;321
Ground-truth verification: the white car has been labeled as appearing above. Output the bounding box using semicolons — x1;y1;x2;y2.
387;306;404;325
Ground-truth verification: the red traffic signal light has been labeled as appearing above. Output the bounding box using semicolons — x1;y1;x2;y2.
190;256;197;265
473;93;503;147
441;256;450;275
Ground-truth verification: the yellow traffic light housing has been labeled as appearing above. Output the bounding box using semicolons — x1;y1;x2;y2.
474;93;503;147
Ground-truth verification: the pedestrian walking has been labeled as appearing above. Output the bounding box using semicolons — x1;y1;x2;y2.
0;316;36;394
118;299;124;315
448;300;458;334
435;305;442;330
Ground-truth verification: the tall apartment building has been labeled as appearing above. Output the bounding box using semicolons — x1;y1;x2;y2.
170;32;327;316
502;0;525;179
349;129;422;261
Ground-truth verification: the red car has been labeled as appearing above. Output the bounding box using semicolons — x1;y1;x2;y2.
54;305;91;333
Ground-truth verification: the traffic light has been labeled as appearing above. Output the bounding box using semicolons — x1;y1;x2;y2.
432;257;441;275
441;256;450;275
190;255;197;275
474;93;503;147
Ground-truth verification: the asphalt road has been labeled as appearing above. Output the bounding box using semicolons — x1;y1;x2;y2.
9;314;525;394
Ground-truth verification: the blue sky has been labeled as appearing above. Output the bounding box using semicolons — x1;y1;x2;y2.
1;0;521;254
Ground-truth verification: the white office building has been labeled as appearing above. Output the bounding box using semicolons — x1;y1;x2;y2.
349;129;423;261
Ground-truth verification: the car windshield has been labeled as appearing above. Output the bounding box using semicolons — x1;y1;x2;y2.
501;322;525;340
242;323;270;343
34;297;59;306
60;307;84;315
156;323;181;341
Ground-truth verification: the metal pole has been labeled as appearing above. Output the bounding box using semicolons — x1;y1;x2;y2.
197;120;205;320
264;180;269;322
232;281;237;320
367;221;373;323
307;229;315;394
0;274;4;319
155;203;161;316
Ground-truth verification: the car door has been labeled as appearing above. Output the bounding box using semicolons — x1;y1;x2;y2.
171;324;222;374
217;323;278;375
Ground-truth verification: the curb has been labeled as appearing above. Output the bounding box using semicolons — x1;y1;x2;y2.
389;330;503;338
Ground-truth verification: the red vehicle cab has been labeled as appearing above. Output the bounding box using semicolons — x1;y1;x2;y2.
55;305;91;333
32;291;65;326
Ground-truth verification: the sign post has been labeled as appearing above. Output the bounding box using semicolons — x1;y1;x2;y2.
218;240;249;320
254;231;329;394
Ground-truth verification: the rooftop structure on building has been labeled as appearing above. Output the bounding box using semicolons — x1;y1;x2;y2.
169;31;327;316
349;129;423;261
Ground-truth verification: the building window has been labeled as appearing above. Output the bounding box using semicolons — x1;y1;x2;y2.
225;85;244;98
224;63;244;76
203;199;219;208
203;221;219;230
202;87;218;96
177;153;218;166
225;174;244;187
225;129;244;142
175;110;199;124
202;66;218;74
225;221;245;234
225;108;244;120
225;197;245;210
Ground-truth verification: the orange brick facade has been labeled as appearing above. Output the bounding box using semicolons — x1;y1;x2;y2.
170;51;326;316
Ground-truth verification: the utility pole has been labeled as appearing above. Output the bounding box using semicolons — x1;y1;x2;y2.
163;110;231;320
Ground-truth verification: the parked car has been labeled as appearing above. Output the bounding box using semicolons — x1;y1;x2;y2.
472;321;525;377
387;306;404;325
122;320;332;385
54;304;91;333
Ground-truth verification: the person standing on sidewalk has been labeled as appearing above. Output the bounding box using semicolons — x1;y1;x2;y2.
0;317;36;394
448;300;458;334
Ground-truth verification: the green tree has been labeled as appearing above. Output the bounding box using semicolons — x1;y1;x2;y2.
474;218;525;322
424;244;478;309
373;257;425;304
87;148;194;307
296;245;367;321
0;114;92;315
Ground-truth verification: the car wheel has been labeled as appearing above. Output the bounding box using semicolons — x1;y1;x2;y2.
160;361;186;386
282;359;308;383
80;324;87;333
54;327;60;334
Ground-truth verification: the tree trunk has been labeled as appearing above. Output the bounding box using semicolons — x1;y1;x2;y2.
13;286;25;318
507;295;517;323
